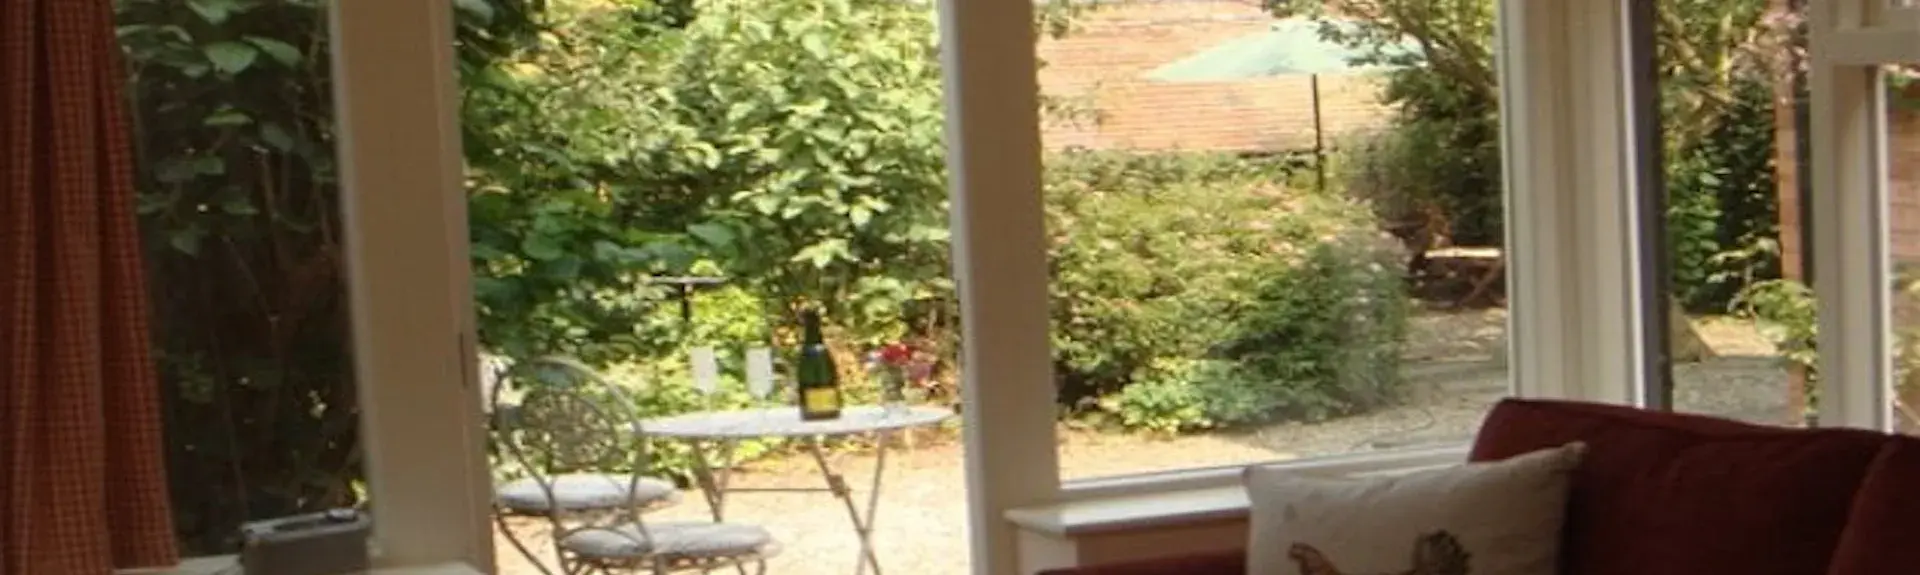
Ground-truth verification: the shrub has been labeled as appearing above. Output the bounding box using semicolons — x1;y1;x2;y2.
655;0;953;343
1046;152;1412;430
1666;78;1782;311
1098;359;1218;435
1205;234;1411;423
1733;278;1816;417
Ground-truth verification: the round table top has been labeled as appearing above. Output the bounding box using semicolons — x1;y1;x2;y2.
638;405;953;439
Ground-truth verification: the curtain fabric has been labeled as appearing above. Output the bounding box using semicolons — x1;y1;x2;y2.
0;1;180;573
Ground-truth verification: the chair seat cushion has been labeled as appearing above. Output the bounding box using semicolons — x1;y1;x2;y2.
495;473;679;513
560;521;777;561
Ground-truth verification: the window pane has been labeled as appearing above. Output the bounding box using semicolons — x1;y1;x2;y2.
1658;2;1813;426
1884;65;1920;435
114;1;360;554
461;1;969;573
1047;1;1509;481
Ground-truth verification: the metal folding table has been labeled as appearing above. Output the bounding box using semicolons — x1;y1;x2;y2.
638;405;952;575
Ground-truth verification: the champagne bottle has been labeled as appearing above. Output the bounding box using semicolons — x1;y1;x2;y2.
795;309;843;421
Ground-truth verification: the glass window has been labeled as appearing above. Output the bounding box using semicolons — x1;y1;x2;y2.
1881;64;1920;435
113;0;360;554
1045;0;1509;481
1657;1;1816;426
461;1;970;573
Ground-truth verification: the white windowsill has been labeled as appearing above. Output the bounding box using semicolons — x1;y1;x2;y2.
1009;485;1251;536
116;556;480;575
1054;443;1469;502
1016;444;1469;536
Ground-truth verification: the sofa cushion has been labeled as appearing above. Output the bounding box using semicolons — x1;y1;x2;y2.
1245;442;1584;575
1470;399;1888;575
1827;435;1920;575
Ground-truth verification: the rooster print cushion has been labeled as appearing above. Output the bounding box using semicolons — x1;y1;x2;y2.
1244;442;1585;575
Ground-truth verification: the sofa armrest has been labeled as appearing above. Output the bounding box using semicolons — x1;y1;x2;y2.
1035;549;1245;575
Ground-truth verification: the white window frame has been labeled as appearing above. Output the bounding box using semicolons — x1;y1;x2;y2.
328;0;494;570
1809;0;1920;432
164;0;1665;574
965;0;1660;569
934;0;1062;573
1872;1;1920;30
1039;0;1658;493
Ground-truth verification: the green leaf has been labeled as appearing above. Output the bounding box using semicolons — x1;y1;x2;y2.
452;0;497;22
243;36;302;67
203;41;260;75
203;109;252;127
748;195;781;215
186;0;240;24
194;156;227;176
791;239;850;268
169;227;206;256
258;123;295;152
688;223;735;248
800;32;831;59
521;235;563;261
220;195;258;216
156;158;199;184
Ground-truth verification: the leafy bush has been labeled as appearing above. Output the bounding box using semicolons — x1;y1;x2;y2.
463;3;700;363
655;0;954;343
1667;79;1782;311
1098;359;1217;435
1733;278;1816;417
1046;152;1412;430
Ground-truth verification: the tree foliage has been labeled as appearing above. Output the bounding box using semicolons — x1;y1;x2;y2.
463;1;701;362
116;0;544;552
1277;0;1788;310
656;0;954;343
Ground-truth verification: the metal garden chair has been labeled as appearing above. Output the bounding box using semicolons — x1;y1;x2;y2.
488;356;778;575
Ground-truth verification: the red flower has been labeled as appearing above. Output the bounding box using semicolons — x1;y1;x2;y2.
878;342;914;366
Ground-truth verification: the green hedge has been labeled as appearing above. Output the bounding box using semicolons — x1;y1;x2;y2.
1045;152;1412;433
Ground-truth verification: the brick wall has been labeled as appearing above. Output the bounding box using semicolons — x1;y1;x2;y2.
1035;0;1393;152
1890;107;1920;263
1778;105;1920;271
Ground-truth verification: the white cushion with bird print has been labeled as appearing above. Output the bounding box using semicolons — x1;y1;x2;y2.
1243;442;1586;575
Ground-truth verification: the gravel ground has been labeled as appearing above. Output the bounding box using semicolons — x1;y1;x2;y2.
495;310;1795;575
494;432;1279;575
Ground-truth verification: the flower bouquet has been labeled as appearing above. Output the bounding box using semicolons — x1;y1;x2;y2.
866;342;930;416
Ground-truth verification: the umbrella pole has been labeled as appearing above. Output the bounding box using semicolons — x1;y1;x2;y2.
1311;73;1327;193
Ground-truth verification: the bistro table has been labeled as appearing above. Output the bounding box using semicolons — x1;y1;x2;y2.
638;405;952;575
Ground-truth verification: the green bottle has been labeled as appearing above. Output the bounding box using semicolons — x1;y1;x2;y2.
795;309;843;421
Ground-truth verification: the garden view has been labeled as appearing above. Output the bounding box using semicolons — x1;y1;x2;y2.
117;0;1920;572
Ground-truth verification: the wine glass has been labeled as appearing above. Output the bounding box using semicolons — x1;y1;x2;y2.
745;347;775;400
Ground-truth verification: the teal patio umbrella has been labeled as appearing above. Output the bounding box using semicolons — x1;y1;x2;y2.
1146;17;1413;81
1144;17;1416;190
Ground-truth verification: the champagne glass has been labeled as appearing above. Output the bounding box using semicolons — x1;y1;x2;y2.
689;347;719;396
745;347;775;400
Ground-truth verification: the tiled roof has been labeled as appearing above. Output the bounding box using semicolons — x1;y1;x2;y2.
1036;0;1395;152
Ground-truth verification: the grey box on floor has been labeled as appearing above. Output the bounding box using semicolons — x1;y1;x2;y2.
238;508;372;575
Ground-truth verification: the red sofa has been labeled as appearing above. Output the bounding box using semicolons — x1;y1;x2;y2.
1043;398;1920;575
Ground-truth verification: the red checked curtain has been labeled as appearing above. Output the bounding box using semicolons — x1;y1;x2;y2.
0;0;180;573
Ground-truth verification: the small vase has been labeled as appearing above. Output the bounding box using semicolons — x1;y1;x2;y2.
880;370;909;416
